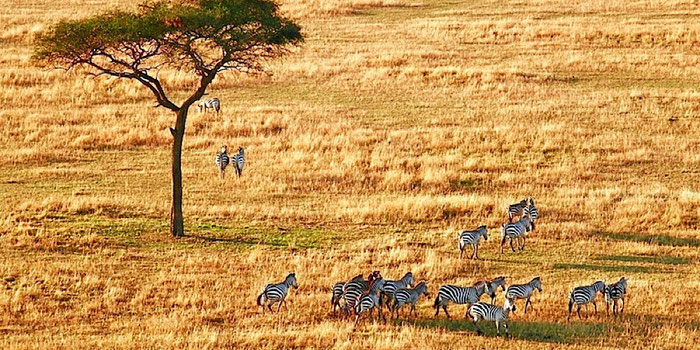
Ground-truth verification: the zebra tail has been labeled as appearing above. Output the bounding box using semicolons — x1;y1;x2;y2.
257;292;264;306
568;291;574;314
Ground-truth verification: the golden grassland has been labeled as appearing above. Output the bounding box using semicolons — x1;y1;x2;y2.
1;0;700;348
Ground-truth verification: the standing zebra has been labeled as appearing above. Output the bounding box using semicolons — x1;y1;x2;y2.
392;281;429;319
342;271;381;316
331;274;363;313
485;276;507;305
379;272;414;311
232;146;245;178
458;225;488;260
256;273;298;313
353;278;387;328
500;213;533;254
505;276;542;314
568;280;606;320
507;199;528;222
467;298;516;337
605;277;628;316
525;198;539;231
434;281;490;318
215;145;230;179
198;97;221;114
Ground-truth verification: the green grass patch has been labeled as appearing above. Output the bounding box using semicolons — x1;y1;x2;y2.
192;223;336;249
450;179;481;190
407;318;608;344
596;255;689;265
553;263;655;274
593;231;700;247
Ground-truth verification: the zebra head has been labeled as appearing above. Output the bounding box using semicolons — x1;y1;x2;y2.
490;276;506;292
286;273;298;289
504;298;516;313
593;281;605;293
349;273;364;283
529;197;535;206
416;281;429;297
402;272;414;287
531;277;542;292
238;146;245;155
473;281;488;294
478;225;488;241
220;145;228;154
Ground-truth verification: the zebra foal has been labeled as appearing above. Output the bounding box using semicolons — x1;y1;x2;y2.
568;280;605;320
215;145;229;179
458;225;488;260
379;272;414;311
257;273;298;313
505;276;542;314
198;97;221;114
392;281;429;319
467;298;516;337
500;213;533;253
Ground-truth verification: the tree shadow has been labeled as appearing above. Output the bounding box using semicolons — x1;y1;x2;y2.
592;231;700;247
405;318;608;344
595;254;689;265
552;263;661;274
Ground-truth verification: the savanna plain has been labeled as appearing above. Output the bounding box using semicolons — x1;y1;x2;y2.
1;0;700;348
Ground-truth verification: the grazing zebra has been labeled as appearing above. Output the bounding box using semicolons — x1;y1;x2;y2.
505;277;542;314
434;281;489;318
379;272;414;311
353;278;387;328
342;271;381;315
507;199;528;222
232;146;245;178
256;273;298;313
215;145;230;179
525;198;539;230
568;280;606;320
458;225;488;260
198;97;221;113
392;281;429;319
331;274;363;312
467;298;516;337
485;276;507;305
605;277;628;316
500;213;533;254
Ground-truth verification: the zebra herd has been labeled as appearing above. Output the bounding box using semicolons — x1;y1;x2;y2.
254;199;630;336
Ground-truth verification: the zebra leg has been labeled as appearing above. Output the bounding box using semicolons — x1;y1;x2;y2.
577;305;582;319
495;320;500;335
521;236;526;250
473;320;483;335
353;314;361;329
510;237;516;252
410;304;416;317
443;305;450;319
524;297;530;314
470;244;477;259
593;301;598;315
621;297;625;313
459;247;464;259
277;300;284;312
504;322;510;337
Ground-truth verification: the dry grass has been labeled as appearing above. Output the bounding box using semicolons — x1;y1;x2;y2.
1;0;700;348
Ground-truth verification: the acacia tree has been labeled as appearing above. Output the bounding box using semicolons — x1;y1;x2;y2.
34;0;302;237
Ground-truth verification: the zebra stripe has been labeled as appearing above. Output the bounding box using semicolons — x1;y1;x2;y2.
605;277;627;315
331;274;363;312
434;281;488;318
379;272;414;311
568;281;605;320
257;273;298;313
215;145;230;179
392;281;429;319
353;279;386;328
232;147;245;178
458;225;488;260
505;276;542;313
198;97;221;113
467;299;515;336
507;199;528;222
500;214;532;254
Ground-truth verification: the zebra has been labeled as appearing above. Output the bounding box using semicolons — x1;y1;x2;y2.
524;198;539;231
215;145;230;179
378;272;414;311
232;146;245;178
605;277;628;316
392;281;429;319
458;225;488;260
505;276;542;314
500;213;533;254
485;276;507;305
507;199;528;222
198;97;221;114
256;273;298;313
342;271;381;316
568;280;606;320
331;274;363;312
434;281;489;318
467;298;516;337
353;278;387;328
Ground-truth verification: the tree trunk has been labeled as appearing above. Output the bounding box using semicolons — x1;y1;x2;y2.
170;108;187;237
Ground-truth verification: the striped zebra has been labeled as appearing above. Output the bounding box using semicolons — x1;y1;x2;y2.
353;278;387;328
197;97;221;114
524;198;539;230
467;299;516;337
331;274;363;312
507;199;528;222
458;225;488;260
485;276;507;305
568;280;606;320
232;147;245;178
256;273;298;313
505;276;542;314
500;213;533;254
342;271;381;316
215;145;230;179
378;272;414;311
433;281;489;318
605;277;628;316
392;281;429;319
